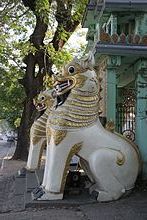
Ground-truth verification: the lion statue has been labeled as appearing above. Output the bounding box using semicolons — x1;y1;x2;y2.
26;89;54;171
32;52;141;202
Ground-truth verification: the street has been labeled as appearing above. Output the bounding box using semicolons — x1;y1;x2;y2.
0;140;16;170
0;140;15;158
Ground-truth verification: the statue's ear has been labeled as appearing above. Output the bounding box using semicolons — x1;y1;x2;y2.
81;51;95;69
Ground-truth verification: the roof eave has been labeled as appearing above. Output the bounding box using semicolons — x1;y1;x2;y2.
86;2;147;12
96;43;147;57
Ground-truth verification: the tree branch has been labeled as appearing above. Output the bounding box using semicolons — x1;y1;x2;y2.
52;0;80;51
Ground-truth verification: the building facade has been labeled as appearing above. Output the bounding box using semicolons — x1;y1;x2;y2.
82;0;147;178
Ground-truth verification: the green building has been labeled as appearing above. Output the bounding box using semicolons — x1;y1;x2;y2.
82;0;147;178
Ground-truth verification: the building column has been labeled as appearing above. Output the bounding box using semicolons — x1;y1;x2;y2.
135;59;147;179
135;14;147;35
106;56;121;124
111;14;117;34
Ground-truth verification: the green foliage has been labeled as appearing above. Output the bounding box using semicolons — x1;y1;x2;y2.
35;0;50;24
0;0;88;129
0;0;33;128
0;67;25;127
72;0;88;22
14;118;21;128
58;26;70;42
47;44;73;70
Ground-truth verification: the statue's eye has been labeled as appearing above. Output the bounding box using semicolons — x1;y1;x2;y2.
41;96;45;100
68;66;75;74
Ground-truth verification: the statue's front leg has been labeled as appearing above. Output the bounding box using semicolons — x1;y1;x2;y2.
27;140;45;171
38;140;71;200
39;137;82;200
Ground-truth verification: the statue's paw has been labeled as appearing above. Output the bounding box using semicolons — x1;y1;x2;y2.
97;190;123;202
17;167;27;177
25;166;37;172
37;191;63;201
32;186;44;195
31;187;44;200
90;189;114;202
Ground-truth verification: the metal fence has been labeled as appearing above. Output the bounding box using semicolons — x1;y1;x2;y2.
116;104;135;141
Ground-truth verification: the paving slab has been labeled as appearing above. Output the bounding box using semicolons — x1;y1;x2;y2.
0;208;85;220
80;189;147;220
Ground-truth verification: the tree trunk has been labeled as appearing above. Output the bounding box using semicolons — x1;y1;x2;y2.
13;99;35;160
13;15;49;160
13;0;83;161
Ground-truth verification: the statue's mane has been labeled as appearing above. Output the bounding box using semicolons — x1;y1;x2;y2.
73;52;95;70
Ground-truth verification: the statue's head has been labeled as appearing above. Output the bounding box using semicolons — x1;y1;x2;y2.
33;89;54;111
52;52;97;106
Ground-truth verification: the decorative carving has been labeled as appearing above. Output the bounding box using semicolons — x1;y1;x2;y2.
107;56;121;67
105;120;115;132
120;33;126;44
141;35;147;45
133;34;141;44
116;151;125;166
122;89;136;107
60;142;83;192
98;31;147;45
100;30;111;43
112;33;119;43
52;130;67;146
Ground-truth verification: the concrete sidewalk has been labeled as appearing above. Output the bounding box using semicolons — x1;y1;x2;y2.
0;160;147;220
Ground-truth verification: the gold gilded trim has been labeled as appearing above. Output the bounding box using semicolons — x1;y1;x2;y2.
72;94;99;102
60;142;83;193
51;110;98;122
46;127;51;141
116;151;125;166
52;129;67;146
58;106;99;115
38;140;46;168
105;120;115;132
99;147;126;166
66;100;98;108
74;75;87;88
114;132;142;168
50;117;97;128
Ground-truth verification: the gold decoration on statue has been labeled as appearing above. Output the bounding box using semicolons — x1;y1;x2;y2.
105;120;115;132
74;75;87;88
60;142;83;193
116;151;125;166
52;129;67;146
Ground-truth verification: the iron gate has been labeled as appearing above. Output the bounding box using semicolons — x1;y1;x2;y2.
116;89;136;141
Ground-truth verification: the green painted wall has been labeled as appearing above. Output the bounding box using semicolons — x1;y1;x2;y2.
106;56;121;125
106;68;117;123
135;59;147;178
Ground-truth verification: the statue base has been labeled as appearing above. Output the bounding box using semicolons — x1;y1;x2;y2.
19;168;96;208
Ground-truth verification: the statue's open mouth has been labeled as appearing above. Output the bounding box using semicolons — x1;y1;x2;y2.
35;103;46;111
54;79;73;94
55;91;71;108
53;76;76;108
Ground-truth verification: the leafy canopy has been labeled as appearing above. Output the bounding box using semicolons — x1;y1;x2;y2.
0;0;88;128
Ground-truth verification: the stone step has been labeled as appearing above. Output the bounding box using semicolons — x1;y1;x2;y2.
13;174;26;211
15;175;26;195
25;189;96;209
24;169;96;208
26;171;39;192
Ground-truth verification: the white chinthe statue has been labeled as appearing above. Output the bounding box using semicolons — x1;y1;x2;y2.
30;52;141;202
26;89;54;170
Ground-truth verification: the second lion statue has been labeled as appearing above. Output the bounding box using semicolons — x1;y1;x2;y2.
33;52;141;202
